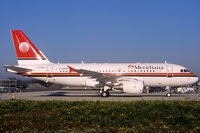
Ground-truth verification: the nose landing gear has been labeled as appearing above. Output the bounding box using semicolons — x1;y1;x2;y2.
166;93;171;97
166;86;171;97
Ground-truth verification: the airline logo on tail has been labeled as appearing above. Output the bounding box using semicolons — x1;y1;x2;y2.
19;42;30;53
11;30;46;60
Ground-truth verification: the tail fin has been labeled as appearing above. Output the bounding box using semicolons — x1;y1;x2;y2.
11;30;50;65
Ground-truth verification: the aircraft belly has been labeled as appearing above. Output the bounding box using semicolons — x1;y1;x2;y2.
34;76;196;88
143;77;194;87
47;77;89;86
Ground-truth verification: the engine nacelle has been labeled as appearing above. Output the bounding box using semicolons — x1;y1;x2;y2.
122;80;144;93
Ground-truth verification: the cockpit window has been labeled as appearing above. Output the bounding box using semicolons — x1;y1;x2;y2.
186;69;190;72
180;69;190;73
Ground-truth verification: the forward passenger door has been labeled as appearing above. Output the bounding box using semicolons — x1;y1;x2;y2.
166;65;173;78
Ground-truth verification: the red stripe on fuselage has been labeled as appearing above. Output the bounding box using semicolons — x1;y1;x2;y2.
18;72;197;77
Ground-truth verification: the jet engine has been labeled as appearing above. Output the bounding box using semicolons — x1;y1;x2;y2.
122;80;144;93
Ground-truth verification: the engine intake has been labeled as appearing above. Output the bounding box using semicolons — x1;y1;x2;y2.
122;80;144;93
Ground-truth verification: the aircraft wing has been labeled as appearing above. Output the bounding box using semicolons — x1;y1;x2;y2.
3;65;32;73
68;66;118;83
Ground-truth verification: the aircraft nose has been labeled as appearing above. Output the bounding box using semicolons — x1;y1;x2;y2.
190;76;199;84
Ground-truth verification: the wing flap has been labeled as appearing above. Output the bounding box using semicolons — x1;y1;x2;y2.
68;66;118;82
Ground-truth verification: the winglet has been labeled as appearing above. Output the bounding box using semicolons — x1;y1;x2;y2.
68;66;75;73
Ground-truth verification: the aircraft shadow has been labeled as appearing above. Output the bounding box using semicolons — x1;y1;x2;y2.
39;91;185;98
40;92;100;97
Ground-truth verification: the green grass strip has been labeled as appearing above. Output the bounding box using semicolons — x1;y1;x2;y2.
0;100;200;132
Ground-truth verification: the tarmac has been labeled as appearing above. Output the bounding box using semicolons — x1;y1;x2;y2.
1;87;200;101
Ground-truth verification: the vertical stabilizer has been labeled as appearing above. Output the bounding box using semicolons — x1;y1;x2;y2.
11;30;50;65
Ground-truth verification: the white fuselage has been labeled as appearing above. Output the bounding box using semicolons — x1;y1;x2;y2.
7;30;199;97
17;63;198;88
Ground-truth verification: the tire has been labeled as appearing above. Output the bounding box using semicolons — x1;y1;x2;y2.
166;93;171;97
101;91;110;97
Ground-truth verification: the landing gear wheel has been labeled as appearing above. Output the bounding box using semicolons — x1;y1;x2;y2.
166;93;171;97
101;91;110;97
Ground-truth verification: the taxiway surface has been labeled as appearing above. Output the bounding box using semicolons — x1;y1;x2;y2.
1;88;200;101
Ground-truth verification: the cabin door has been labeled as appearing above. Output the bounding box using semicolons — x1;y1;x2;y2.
46;65;53;78
166;65;173;77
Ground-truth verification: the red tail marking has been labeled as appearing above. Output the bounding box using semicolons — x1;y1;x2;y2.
11;30;45;60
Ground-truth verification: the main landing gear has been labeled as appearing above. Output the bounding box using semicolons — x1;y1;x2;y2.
100;87;110;97
101;90;110;97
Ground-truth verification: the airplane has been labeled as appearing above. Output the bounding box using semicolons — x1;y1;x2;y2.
3;30;199;97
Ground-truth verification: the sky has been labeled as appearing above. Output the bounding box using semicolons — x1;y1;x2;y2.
0;0;200;78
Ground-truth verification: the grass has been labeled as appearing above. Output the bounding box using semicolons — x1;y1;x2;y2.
0;100;200;132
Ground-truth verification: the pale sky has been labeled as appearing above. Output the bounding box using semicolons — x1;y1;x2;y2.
0;0;200;78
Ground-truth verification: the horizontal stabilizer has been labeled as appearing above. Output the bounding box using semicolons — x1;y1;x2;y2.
3;65;32;73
